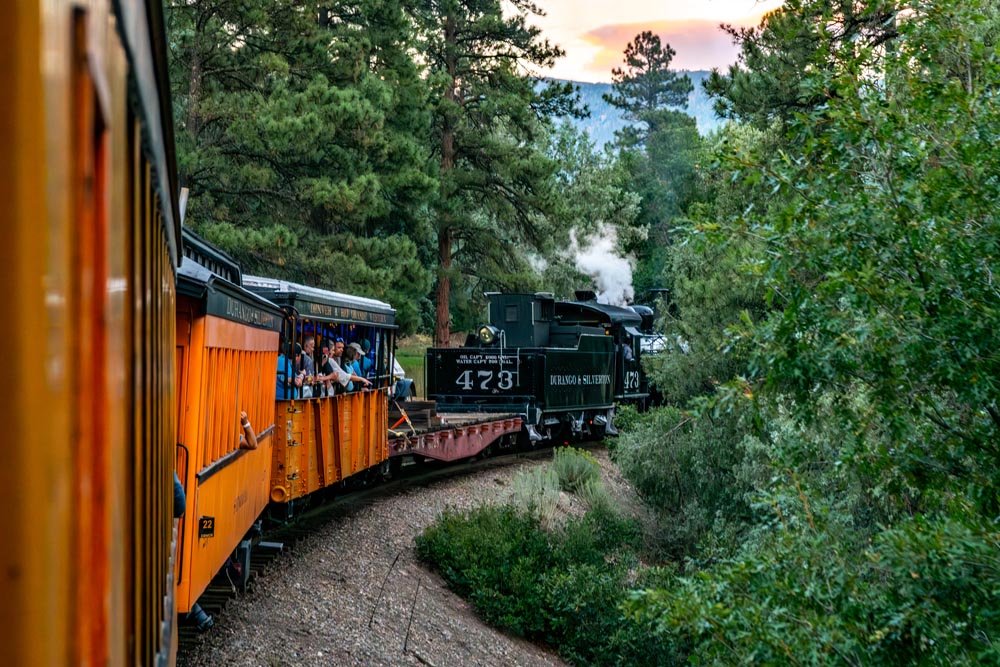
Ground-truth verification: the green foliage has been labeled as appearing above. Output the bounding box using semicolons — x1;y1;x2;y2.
535;124;644;300
551;447;600;493
613;406;768;560
544;563;682;667
418;502;675;666
576;478;613;515
167;0;436;333
730;0;1000;498
629;509;1000;665
620;111;704;239
611;404;644;434
619;1;1000;663
639;124;772;401
705;0;899;129
600;31;705;297
416;506;554;635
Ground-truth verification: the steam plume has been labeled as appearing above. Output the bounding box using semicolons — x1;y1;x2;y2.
569;223;634;306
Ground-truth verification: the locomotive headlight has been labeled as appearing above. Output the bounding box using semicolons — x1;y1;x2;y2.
477;324;500;345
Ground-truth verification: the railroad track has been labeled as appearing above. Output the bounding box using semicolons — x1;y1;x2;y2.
177;446;555;655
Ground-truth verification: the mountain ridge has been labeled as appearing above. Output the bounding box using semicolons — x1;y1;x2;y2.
555;71;722;147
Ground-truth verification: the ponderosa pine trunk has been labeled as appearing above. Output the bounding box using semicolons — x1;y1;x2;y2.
434;225;452;347
434;13;457;348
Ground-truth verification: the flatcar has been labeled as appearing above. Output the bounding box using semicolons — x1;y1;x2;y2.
426;291;656;441
0;0;181;664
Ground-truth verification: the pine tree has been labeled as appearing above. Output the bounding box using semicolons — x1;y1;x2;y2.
602;31;702;292
409;0;581;346
603;31;693;140
167;0;437;331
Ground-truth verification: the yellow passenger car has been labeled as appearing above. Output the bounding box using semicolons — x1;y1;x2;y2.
0;0;181;664
175;231;282;616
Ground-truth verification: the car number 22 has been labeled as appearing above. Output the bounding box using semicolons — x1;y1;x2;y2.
455;369;515;391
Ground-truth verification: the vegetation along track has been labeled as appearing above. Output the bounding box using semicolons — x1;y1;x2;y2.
177;446;557;656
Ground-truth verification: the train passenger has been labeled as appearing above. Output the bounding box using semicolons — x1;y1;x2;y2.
300;337;317;398
347;342;365;376
318;345;371;391
238;410;258;450
174;467;214;630
318;341;336;397
358;339;374;376
276;345;302;399
333;338;351;391
173;472;186;518
343;344;362;391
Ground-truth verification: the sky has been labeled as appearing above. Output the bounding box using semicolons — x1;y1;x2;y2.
528;0;784;82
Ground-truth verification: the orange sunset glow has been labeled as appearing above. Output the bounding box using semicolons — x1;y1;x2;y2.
527;0;785;81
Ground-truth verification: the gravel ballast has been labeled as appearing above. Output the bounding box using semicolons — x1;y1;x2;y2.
179;455;572;667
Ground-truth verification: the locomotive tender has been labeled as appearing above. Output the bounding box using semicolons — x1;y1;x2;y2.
426;291;655;441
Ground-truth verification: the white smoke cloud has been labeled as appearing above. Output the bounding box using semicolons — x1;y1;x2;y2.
526;252;549;273
569;223;634;306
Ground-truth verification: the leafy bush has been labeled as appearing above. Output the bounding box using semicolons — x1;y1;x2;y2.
415;506;555;635
544;563;684;666
613;404;767;559
555;504;643;569
612;404;644;433
418;502;668;665
551;446;601;493
577;477;613;514
628;510;1000;666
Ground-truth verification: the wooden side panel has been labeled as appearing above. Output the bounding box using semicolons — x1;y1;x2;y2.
0;2;177;665
175;315;277;612
0;0;72;664
269;390;390;503
127;117;177;667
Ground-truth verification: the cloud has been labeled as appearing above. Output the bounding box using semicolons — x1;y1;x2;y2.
581;14;765;77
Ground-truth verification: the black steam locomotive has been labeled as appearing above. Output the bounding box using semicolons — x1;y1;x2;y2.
425;291;659;441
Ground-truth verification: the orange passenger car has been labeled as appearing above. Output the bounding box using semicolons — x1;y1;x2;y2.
244;277;397;515
0;1;181;664
174;231;283;615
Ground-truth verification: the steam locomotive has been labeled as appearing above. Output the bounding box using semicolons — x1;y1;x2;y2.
426;290;660;442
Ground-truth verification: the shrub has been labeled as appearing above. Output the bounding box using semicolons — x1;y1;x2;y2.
543;564;684;666
510;466;561;526
577;477;613;514
418;496;659;664
613;405;766;559
552;446;600;493
415;506;555;635
613;403;644;433
628;511;1000;666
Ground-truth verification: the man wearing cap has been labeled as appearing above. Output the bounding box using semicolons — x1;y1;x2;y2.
344;342;365;391
319;340;370;392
